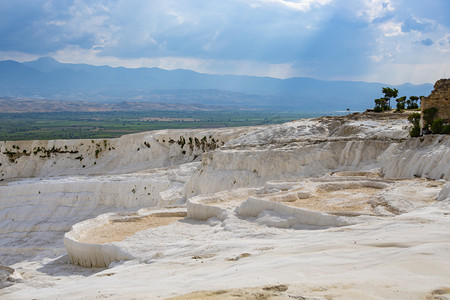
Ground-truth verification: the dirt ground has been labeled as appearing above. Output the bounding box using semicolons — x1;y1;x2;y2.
167;285;292;300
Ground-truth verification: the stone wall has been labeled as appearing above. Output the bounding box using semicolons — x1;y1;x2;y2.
421;78;450;124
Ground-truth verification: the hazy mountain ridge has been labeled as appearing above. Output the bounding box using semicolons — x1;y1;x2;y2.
0;57;433;111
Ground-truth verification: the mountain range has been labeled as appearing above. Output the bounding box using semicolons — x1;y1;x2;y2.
0;57;433;112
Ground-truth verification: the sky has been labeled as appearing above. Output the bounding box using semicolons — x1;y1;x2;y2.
0;0;449;85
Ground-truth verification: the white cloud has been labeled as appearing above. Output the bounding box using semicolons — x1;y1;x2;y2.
378;21;403;37
202;29;221;52
246;0;333;11
0;51;41;62
358;0;394;22
437;33;450;52
353;0;449;85
45;20;66;26
360;62;450;85
369;55;383;62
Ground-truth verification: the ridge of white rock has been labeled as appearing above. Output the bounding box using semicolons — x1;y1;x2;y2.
0;127;248;181
235;196;350;227
186;134;449;198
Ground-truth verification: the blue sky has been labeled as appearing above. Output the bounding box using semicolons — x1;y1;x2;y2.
0;0;449;84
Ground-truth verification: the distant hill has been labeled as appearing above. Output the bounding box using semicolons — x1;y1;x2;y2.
0;57;433;111
0;97;231;113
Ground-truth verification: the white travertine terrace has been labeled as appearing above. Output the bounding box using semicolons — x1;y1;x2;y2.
1;113;450;299
64;209;186;268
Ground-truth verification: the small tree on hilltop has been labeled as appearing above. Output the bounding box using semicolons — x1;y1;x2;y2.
407;96;419;109
382;87;399;109
374;97;389;112
395;96;406;111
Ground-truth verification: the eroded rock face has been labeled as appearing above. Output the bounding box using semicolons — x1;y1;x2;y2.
422;78;450;123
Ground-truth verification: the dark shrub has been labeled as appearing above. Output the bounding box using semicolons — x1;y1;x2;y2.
374;106;383;112
423;107;438;129
407;113;421;128
442;124;450;134
409;126;421;137
430;119;443;134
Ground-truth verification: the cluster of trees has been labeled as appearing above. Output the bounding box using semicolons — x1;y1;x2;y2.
372;87;449;137
395;96;419;110
408;107;450;137
373;87;421;112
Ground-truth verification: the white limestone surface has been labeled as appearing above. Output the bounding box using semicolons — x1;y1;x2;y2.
235;196;350;227
0;163;198;265
1;113;450;299
186;137;450;198
62;174;444;269
5;195;449;299
186;188;258;220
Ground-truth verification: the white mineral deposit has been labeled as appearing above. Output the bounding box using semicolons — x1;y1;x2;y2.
1;113;450;299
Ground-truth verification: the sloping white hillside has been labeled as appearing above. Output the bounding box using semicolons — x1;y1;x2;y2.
1;113;450;299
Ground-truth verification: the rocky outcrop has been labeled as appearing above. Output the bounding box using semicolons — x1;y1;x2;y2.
421;78;450;123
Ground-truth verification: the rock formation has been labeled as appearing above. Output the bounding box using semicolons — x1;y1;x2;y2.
421;78;450;123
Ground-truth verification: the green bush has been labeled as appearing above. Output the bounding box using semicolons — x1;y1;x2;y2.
430;119;443;134
407;113;421;128
443;124;450;134
422;107;438;129
409;126;421;137
373;106;383;112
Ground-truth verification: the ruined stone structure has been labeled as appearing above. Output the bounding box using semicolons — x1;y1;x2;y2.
421;78;450;124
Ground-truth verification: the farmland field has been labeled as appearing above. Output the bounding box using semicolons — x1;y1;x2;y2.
0;110;335;141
